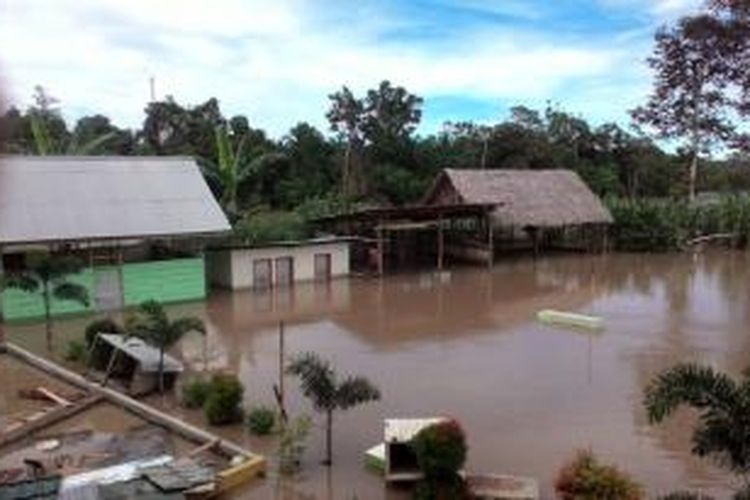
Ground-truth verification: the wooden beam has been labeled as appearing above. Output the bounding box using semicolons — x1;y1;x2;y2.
487;214;494;267
437;216;444;271
377;224;385;276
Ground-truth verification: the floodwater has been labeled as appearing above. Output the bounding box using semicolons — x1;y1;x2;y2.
8;251;750;498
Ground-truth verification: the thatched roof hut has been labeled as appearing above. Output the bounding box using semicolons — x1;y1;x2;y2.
422;169;613;228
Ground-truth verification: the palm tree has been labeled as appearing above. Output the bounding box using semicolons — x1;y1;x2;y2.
644;362;750;490
126;300;206;393
286;352;380;465
1;253;89;351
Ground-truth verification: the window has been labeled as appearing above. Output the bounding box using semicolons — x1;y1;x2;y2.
314;253;332;282
275;256;294;287
253;259;272;289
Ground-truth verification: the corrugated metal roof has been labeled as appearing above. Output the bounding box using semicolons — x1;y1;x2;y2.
99;334;183;373
0;156;231;244
384;417;447;443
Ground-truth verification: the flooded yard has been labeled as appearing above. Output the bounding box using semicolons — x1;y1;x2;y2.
8;251;749;497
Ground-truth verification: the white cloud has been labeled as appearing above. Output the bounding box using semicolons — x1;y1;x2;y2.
0;0;650;135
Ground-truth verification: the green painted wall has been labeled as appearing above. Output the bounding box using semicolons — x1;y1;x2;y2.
122;257;206;306
1;270;95;321
1;257;206;322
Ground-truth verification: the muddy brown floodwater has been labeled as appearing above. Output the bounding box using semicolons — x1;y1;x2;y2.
8;251;750;498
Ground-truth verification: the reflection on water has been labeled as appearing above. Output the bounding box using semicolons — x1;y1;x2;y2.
9;251;750;497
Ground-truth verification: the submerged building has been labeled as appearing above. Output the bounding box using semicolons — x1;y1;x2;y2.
315;168;613;274
0;156;230;322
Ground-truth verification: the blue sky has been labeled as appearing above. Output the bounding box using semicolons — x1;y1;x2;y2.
0;0;702;137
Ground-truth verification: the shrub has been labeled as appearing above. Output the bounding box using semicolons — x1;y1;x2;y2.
276;415;312;475
411;419;468;480
203;374;244;426
555;450;642;500
181;377;212;409
232;209;308;245
64;340;88;364
84;317;125;347
246;406;276;435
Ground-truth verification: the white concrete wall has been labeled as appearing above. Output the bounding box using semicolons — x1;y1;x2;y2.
207;242;350;290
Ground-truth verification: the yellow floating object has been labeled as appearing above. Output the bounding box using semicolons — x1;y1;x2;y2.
537;309;603;330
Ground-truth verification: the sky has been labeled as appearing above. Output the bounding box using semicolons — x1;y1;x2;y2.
0;0;704;137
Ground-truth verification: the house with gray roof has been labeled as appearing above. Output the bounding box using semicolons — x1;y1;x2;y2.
0;156;231;321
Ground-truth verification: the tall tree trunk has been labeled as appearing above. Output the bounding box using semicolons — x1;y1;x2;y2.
343;140;352;201
480;136;488;170
324;409;333;466
688;149;699;203
43;283;52;352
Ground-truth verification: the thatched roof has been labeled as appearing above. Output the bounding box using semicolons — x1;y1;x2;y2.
422;169;613;228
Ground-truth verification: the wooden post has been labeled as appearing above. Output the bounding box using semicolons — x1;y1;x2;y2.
377;224;385;277
437;217;444;271
487;214;494;267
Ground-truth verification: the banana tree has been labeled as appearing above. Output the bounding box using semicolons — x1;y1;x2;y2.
201;125;248;218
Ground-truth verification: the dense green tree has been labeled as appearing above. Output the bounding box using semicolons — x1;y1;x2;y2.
141;96;224;158
326;86;365;198
72;115;134;155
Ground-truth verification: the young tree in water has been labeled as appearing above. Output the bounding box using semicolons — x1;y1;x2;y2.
127;300;206;393
645;362;750;496
286;352;380;465
1;253;89;352
633;15;735;201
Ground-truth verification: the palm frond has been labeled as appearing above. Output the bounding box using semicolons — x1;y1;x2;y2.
336;376;380;410
52;282;90;307
644;363;739;423
286;352;337;411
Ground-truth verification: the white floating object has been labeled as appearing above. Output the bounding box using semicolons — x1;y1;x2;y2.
537;309;603;331
35;439;60;452
464;472;540;500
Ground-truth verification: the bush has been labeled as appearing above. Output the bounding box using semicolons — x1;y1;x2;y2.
246;406;276;435
276;415;312;475
203;374;244;426
555;450;642;500
181;378;212;409
411;419;468;480
84;317;125;347
232;209;308;244
64;340;88;364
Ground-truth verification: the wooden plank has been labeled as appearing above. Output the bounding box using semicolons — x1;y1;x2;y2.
35;386;72;407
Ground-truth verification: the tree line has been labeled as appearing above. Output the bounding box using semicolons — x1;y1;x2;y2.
0;1;748;220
